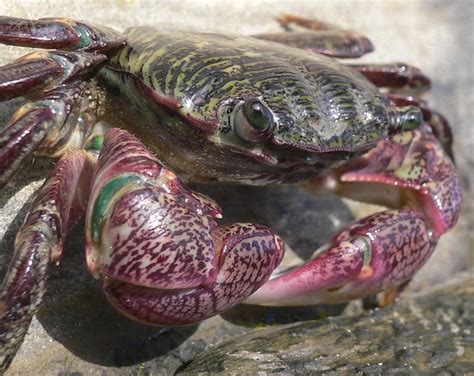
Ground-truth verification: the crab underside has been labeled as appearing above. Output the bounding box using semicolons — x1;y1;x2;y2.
0;14;461;371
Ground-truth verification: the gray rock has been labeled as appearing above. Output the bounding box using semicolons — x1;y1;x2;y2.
179;271;474;375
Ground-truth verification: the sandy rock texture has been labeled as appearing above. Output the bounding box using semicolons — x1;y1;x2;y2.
0;0;472;374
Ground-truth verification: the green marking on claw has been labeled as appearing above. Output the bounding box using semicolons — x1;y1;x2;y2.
355;236;372;267
91;175;141;245
87;135;105;152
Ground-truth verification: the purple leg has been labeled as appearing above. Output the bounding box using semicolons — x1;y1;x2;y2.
0;81;103;187
84;129;284;325
253;14;373;58
0;16;125;52
0;50;106;101
246;125;461;306
0;150;95;371
350;63;431;96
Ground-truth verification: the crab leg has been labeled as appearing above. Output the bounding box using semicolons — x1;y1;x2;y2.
0;81;105;187
0;50;106;101
246;125;461;306
0;150;95;371
349;63;431;96
254;14;373;58
84;129;284;325
0;16;125;52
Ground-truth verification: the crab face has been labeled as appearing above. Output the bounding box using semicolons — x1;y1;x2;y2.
102;30;422;184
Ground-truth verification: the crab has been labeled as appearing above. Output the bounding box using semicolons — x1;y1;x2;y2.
0;14;461;371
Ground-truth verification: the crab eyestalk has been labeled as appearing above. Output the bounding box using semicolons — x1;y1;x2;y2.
85;129;284;325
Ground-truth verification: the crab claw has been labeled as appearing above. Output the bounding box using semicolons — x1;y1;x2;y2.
85;129;284;325
245;208;434;305
247;125;461;306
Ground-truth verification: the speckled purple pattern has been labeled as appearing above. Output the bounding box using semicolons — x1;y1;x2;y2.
102;187;219;289
338;209;434;295
247;125;461;306
247;208;434;306
340;125;462;237
105;223;283;325
86;129;284;325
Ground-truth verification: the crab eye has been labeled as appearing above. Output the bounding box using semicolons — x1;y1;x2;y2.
402;108;423;131
234;98;275;142
388;106;423;135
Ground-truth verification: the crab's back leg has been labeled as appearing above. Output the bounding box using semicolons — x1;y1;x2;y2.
246;125;461;306
0;16;125;52
0;149;96;371
253;14;373;58
349;63;431;96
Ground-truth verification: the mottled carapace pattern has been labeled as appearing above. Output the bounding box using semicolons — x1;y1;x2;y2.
107;28;390;152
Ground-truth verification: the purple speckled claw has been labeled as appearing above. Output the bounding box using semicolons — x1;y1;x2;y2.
246;208;434;306
85;129;284;325
246;125;461;306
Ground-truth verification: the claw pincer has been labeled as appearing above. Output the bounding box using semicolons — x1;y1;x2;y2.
86;129;284;325
247;126;461;306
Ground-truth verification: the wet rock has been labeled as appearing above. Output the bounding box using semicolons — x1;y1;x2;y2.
179;271;474;375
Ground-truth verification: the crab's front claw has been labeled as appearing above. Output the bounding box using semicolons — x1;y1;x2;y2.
103;223;283;325
85;129;284;325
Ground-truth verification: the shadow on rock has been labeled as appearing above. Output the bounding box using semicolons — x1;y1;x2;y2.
193;183;354;260
221;302;347;327
195;184;354;326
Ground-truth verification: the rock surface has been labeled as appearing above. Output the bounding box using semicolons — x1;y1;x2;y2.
0;0;472;375
180;271;474;375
